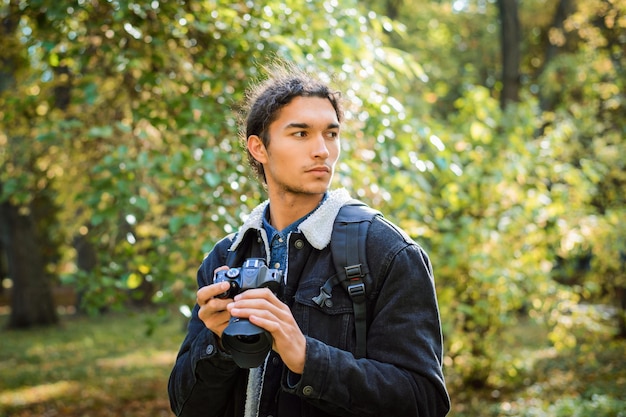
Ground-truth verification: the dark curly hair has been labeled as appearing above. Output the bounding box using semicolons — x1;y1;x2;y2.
239;61;344;184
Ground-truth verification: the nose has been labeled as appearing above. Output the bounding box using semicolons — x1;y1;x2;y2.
311;134;330;159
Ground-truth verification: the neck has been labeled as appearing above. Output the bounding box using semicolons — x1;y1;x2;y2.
267;191;324;231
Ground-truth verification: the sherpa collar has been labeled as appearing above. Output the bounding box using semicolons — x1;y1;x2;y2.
229;188;353;251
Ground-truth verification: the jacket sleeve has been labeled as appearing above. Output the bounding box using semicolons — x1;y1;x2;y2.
168;240;246;417
282;220;451;417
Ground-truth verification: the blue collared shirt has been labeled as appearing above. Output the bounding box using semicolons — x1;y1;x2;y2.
262;195;328;276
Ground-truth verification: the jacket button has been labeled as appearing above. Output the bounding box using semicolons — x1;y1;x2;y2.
205;344;215;355
302;385;314;396
294;239;304;249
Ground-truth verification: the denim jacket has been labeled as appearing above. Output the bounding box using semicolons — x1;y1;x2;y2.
168;189;450;417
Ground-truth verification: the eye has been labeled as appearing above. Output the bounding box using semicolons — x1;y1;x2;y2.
293;131;307;138
326;131;339;139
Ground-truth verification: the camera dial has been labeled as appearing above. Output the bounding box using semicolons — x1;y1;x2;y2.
226;268;240;278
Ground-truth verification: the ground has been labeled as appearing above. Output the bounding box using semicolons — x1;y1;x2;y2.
1;308;624;417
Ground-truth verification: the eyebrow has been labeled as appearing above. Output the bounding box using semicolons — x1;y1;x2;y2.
285;122;340;130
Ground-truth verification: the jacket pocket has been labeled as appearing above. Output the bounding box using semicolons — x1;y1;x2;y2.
292;274;356;352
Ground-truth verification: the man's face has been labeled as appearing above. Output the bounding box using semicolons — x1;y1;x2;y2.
258;96;341;196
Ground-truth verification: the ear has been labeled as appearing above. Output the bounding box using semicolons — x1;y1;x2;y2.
247;135;268;164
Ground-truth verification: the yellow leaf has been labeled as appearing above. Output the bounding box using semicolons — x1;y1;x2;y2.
127;273;143;290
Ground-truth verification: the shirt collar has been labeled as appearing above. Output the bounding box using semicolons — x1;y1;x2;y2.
262;193;328;241
230;188;353;251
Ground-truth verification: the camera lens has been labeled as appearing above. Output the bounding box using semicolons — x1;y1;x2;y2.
236;334;260;344
222;318;273;368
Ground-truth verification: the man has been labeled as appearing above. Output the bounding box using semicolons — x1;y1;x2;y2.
168;62;450;417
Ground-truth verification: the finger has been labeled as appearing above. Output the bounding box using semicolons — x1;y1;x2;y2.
198;307;231;337
198;303;230;321
230;291;290;321
228;302;263;320
213;265;229;275
228;296;277;316
226;300;272;331
233;287;276;301
197;281;231;305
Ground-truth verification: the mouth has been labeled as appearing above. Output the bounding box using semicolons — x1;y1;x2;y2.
307;165;331;174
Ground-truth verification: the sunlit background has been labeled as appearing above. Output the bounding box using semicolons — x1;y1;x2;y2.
1;0;625;416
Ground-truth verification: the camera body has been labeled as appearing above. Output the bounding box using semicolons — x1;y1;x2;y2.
214;258;282;299
213;258;283;368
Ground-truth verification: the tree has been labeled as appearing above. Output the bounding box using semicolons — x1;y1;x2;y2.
537;0;626;339
357;0;626;392
0;1;59;328
498;0;521;107
0;0;422;323
3;2;624;409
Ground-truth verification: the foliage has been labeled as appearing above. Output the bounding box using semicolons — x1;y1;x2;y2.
357;0;626;391
0;0;419;311
0;311;179;416
1;0;625;406
450;311;626;417
1;311;624;416
534;0;626;342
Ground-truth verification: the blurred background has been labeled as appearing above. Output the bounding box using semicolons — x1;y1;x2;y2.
1;0;624;416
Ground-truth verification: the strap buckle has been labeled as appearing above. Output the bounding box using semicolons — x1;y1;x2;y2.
344;264;363;279
347;281;365;298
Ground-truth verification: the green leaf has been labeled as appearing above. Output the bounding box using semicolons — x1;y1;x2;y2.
88;126;114;138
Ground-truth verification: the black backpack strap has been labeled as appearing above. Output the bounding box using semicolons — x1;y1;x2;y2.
224;230;262;268
312;200;380;358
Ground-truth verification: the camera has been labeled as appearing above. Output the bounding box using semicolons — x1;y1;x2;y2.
213;258;283;368
214;258;282;299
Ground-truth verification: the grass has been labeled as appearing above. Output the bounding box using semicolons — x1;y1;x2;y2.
1;308;625;417
0;310;184;417
448;307;626;417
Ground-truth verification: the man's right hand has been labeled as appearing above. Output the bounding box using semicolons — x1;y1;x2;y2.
196;267;233;337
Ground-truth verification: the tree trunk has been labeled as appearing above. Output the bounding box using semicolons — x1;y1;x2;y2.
617;285;626;339
0;195;58;328
538;0;576;111
72;231;98;314
0;237;6;299
384;0;403;20
498;0;522;109
1;3;59;328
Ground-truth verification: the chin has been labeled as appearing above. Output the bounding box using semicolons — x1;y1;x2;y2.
309;182;332;194
286;185;329;196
